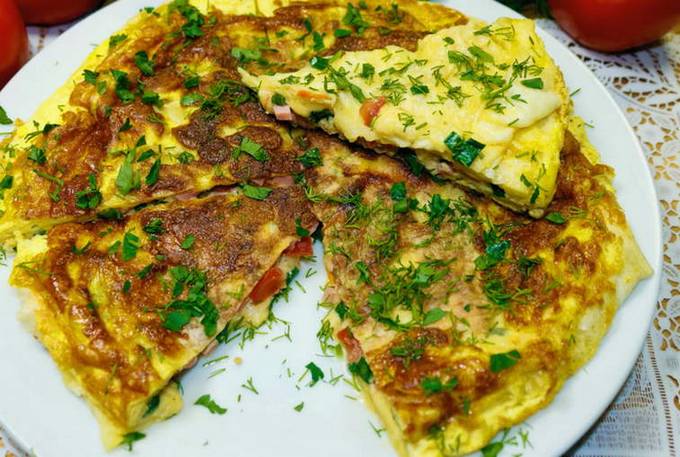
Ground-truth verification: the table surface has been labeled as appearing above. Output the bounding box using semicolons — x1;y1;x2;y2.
1;8;679;457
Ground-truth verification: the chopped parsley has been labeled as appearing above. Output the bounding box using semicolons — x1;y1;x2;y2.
231;47;262;64
180;234;195;250
116;150;141;195
145;158;161;186
194;394;227;414
27;145;46;165
232;137;269;162
111;69;135;104
421;376;458;395
109;34;127;48
545;211;566;224
328;67;366;102
521;77;544;89
474;226;510;271
83;70;99;85
0;106;12;125
71;241;91;255
184;75;200;89
271;93;287;106
170;0;205;39
293;401;305;412
309;109;333;123
180;93;203;106
295;217;310;237
348;357;373;383
310;56;329;70
444;132;485;167
119;118;132;132
140;89;161;106
359;63;375;79
162;267;219;336
312;32;325;52
297;147;322;168
134;51;155;76
241;183;272;200
422;307;446;326
75;174;102;210
305;362;324;386
143;218;164;235
143;395;160;418
489;349;521;373
120;431;145;451
122;231;141;261
0;175;13;191
343;3;370;35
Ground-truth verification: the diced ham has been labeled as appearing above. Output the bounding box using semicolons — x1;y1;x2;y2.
273;104;293;121
269;175;294;187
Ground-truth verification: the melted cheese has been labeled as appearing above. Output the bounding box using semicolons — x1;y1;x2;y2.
240;17;570;216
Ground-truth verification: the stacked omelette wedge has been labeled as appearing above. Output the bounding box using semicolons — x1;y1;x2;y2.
0;0;651;455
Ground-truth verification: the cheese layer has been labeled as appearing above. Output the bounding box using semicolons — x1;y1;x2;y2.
241;17;569;216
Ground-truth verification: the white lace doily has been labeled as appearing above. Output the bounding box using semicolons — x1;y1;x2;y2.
535;19;680;457
1;13;678;457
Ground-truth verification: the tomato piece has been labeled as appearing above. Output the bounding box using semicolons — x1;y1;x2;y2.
549;0;680;52
337;327;363;363
18;0;101;25
359;97;386;126
249;266;285;303
283;237;313;257
0;0;29;89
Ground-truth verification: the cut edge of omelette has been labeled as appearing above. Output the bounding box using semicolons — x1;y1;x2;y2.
239;16;570;217
342;117;651;457
9;188;312;449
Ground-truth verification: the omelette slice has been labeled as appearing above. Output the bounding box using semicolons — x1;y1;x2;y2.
10;185;317;449
241;16;569;216
0;0;293;245
0;0;465;246
301;117;650;456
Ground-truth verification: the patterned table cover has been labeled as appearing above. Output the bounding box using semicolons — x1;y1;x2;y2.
1;11;678;457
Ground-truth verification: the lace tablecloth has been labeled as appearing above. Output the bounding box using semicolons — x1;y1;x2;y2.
1;13;679;457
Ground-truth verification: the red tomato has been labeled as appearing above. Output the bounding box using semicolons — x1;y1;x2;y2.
18;0;101;25
249;266;284;303
283;237;313;257
549;0;680;52
359;97;386;126
337;327;363;363
0;0;29;89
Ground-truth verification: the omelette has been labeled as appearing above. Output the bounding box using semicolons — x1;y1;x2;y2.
1;0;653;455
302;116;650;456
0;0;301;246
240;16;569;216
10;184;317;448
0;0;465;246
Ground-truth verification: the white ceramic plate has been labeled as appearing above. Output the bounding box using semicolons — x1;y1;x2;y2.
0;1;662;456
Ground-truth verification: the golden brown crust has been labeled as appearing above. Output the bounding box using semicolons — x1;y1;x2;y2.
11;185;316;439
305;124;648;454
